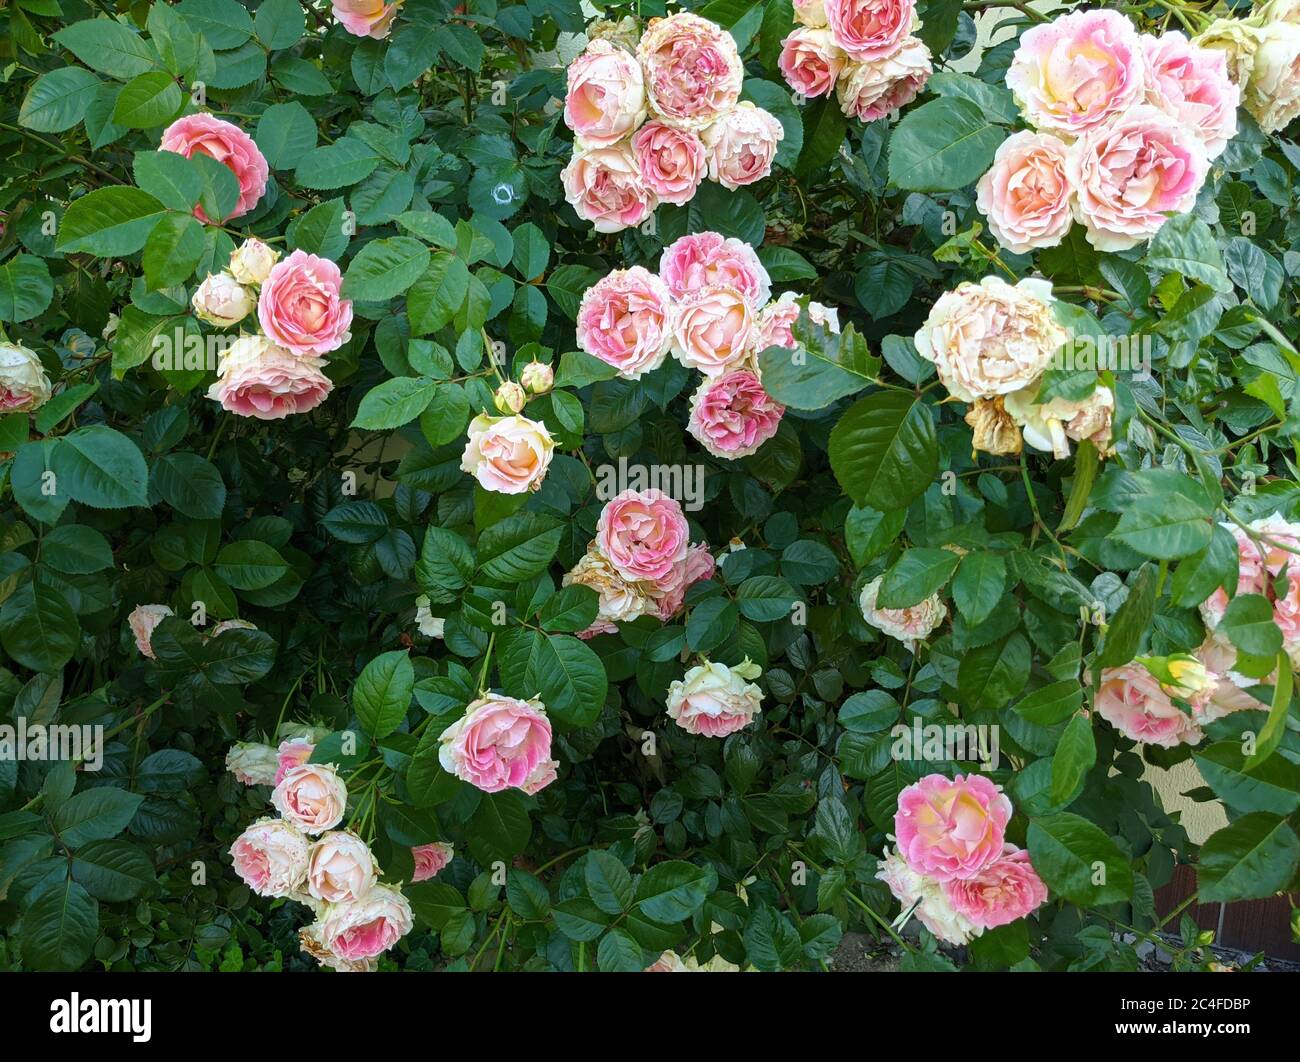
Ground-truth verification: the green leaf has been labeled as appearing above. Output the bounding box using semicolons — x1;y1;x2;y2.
1097;564;1156;668
585;851;634;915
1027;812;1133;905
1110;492;1212;559
477;514;562;583
321;500;389;544
352;650;414;738
1013;681;1084;726
213;540;290;590
1197;814;1300;903
1144;214;1232;293
342;237;431;302
877;548;960;609
887;97;1004;193
57;187;168;256
635;860;717;923
53;17;159;79
829;392;938;512
133;150;203;210
70;840;156;901
537;584;599;633
1195;741;1300;816
254;0;305;49
142;213;206;290
0;582;79;672
19;67;101;132
352;376;438;430
795;95;847;177
254;101;317;169
152;451;227;519
958;633;1030;710
1219;593;1283;658
1243;653;1293;771
596;928;644;971
952;551;1006;626
1049;715;1095;807
467;790;531;863
54;788;145;847
0;254;54;323
757;321;878;409
408;253;470;335
736;575;799;622
41;525;114;574
175;0;254;49
498;629;607;729
112;71;183;128
20;879;98;971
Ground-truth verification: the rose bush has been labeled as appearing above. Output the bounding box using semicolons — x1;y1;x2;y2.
0;0;1298;976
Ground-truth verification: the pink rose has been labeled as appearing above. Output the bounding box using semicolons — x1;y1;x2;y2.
306;831;377;904
1200;514;1300;666
230;817;310;898
942;846;1049;929
1094;662;1204;748
274;737;315;786
257;249;353;357
836;36;932;122
207;335;333;420
658;231;771;305
779;28;846;99
687;370;785;459
976;131;1074;255
331;0;401;39
1006;8;1146;137
824;0;914;61
666;659;764;738
564;39;646;147
561;143;657;234
876;847;978;945
632;121;707;206
438;694;558;795
1067;104;1208;251
460;413;555;494
671;283;757;377
596;488;690;584
318;884;413;962
411;842;454;882
159;114;268;222
127;603;173;658
1143;32;1240;160
701;102;784;190
645;543;715;621
1193;635;1270;721
637;12;744;131
271;762;348;835
894;772;1012;882
577;267;673;379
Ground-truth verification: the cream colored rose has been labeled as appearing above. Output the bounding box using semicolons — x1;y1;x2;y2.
1005;382;1114;459
0;342;52;413
1193;18;1263;88
1258;0;1300;24
191;272;253;327
414;594;445;638
1246;21;1300;133
460;412;555;495
563;545;649;636
859;576;947;648
914;276;1065;404
520;360;553;394
225;741;279;786
228;238;280;285
271;762;347;834
230;817;311;898
306;830;378;904
666;658;763;738
318;883;414;963
876;846;980;946
645;950;690;972
701;102;784;190
299;922;376;972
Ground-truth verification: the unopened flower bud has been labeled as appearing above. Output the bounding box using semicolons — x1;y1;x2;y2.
494;380;527;414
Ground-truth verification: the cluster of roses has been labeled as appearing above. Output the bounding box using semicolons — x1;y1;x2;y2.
1199;0;1300;136
578;231;838;460
1094;513;1300;748
915;275;1113;461
779;0;933;125
564;487;715;638
224;733;421;972
458;365;557;498
159;113;348;421
561;13;784;233
877;774;1048;946
224;689;557;970
979;8;1241;254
